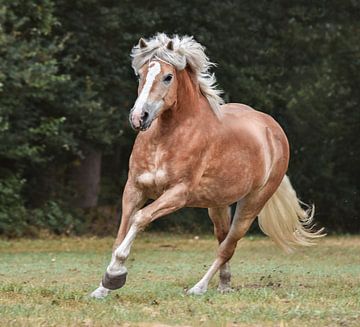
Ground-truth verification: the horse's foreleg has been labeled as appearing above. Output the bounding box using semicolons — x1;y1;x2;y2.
188;199;260;295
91;184;188;298
113;181;147;249
90;180;145;299
208;207;232;292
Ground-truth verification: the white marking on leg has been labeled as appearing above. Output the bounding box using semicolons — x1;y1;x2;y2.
187;259;222;295
90;222;140;299
132;61;161;117
107;223;139;274
114;224;138;260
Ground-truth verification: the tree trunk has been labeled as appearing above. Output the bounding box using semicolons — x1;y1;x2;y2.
72;148;102;209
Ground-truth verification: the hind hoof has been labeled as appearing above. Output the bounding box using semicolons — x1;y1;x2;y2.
217;285;234;293
102;271;128;290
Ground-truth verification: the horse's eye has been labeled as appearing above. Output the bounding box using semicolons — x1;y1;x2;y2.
163;74;173;83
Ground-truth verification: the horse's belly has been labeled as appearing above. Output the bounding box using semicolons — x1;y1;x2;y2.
187;173;254;207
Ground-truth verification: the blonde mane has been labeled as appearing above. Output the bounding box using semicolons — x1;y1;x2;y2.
130;33;224;116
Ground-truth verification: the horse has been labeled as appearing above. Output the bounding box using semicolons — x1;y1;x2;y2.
90;33;324;299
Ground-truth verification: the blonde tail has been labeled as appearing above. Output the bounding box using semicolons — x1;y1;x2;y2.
258;175;325;253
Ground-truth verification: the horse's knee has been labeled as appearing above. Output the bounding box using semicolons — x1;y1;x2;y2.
132;210;151;230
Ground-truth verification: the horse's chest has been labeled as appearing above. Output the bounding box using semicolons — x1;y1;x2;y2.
136;169;168;196
132;144;179;197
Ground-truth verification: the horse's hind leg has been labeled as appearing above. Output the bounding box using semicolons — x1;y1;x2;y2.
188;193;268;295
208;207;232;292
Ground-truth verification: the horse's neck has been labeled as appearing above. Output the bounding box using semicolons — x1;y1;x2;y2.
157;69;218;135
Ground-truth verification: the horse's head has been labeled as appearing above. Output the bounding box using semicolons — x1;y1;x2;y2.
129;34;224;130
129;40;177;131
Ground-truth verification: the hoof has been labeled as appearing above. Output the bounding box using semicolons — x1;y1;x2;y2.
102;271;127;290
90;285;111;299
187;285;207;295
217;285;234;293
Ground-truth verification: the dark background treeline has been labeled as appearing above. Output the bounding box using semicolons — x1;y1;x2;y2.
0;0;359;236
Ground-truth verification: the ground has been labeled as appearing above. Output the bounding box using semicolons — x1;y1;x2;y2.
0;234;359;327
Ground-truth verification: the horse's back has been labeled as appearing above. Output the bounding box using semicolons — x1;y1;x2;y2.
219;103;288;150
220;103;254;114
220;103;278;127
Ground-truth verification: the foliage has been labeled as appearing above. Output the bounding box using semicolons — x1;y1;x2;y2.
29;200;81;235
0;0;359;235
0;0;74;235
0;175;79;236
0;175;26;236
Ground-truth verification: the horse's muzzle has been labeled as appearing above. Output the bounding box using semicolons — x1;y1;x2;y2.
129;107;154;131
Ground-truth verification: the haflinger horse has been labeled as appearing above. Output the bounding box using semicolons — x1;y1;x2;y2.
90;33;324;299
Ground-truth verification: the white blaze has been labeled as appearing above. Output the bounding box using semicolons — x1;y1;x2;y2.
133;61;161;116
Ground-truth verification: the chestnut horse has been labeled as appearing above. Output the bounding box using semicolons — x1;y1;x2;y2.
91;34;324;298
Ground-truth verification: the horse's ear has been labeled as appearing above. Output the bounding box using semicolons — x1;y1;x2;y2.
139;38;147;49
166;40;174;51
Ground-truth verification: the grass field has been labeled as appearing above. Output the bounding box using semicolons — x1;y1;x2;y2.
0;234;359;327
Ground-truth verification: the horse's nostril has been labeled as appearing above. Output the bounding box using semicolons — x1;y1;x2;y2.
142;110;149;122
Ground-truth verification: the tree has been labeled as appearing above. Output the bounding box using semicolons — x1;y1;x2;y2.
0;0;76;235
0;0;359;235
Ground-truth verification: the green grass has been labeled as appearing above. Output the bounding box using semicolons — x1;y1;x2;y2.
0;234;359;326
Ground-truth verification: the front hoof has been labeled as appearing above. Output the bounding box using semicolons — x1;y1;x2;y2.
102;271;128;290
90;285;111;299
187;285;207;295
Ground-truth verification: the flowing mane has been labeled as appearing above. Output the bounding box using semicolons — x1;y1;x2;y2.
130;33;224;116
